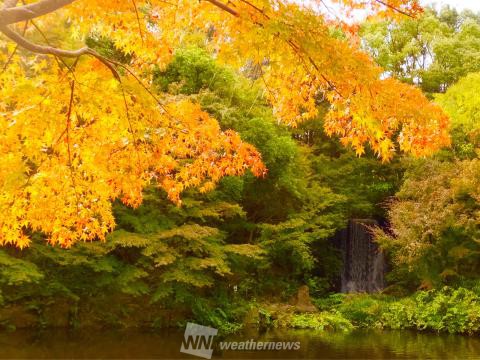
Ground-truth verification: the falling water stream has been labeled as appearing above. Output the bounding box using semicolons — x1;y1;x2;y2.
340;219;385;293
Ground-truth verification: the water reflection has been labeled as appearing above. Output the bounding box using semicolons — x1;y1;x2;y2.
0;328;479;359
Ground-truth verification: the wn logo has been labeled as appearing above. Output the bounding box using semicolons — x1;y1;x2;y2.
180;322;218;359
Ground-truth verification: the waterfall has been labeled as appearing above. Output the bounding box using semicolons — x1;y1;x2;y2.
340;219;385;293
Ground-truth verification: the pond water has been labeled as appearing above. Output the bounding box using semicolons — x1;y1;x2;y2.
0;327;479;359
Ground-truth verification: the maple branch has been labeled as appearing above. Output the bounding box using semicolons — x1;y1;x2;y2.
0;24;120;79
374;0;414;18
66;79;75;170
3;0;18;8
204;0;344;98
1;10;27;73
104;57;179;122
239;0;268;19
0;23;87;57
65;79;82;215
0;0;170;124
204;0;239;17
0;0;77;26
131;0;144;44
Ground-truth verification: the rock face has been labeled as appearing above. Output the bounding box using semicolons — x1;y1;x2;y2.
340;219;385;293
290;285;317;312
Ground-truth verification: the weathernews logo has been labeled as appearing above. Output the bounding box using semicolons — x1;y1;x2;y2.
180;322;301;359
180;323;218;359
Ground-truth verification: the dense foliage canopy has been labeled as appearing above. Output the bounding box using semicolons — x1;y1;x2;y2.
3;0;480;337
0;0;450;248
365;7;480;289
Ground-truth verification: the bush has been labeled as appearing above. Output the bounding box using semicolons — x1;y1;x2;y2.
332;287;480;334
411;287;480;334
191;300;243;334
273;311;354;331
337;294;389;327
285;312;354;332
379;299;415;330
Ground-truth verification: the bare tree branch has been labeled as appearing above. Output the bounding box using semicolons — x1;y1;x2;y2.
1;24;88;57
0;0;118;77
204;0;239;17
0;0;239;67
3;1;19;9
374;0;414;18
0;24;120;79
0;0;76;26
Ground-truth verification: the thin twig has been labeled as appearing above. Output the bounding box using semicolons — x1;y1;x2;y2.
131;0;144;45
